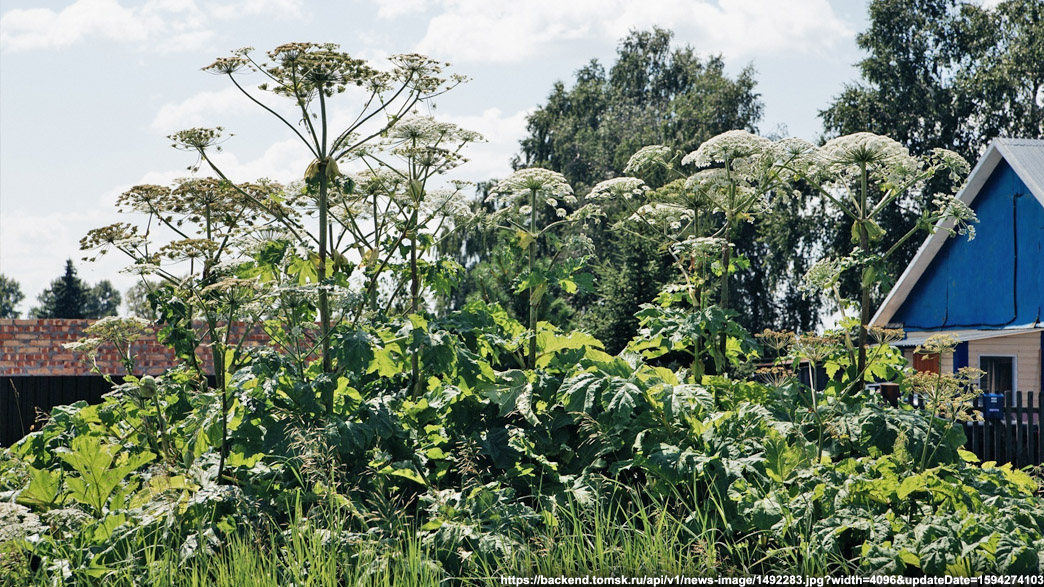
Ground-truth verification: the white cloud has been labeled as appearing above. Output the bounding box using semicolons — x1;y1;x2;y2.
1;0;151;51
151;86;248;133
208;0;304;20
374;0;431;19
404;0;851;63
0;0;304;53
204;138;313;183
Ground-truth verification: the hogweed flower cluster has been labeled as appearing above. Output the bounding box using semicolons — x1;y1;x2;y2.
868;326;905;346
906;366;984;423
490;168;573;203
681;130;772;167
915;333;961;357
800;256;850;298
817;132;920;174
791;333;841;363
488;168;577;223
628;203;693;233
756;328;796;356
755;365;796;388
587;177;648;201
624;145;674;176
669;236;727;262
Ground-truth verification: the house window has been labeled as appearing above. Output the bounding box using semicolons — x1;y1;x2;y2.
979;355;1015;394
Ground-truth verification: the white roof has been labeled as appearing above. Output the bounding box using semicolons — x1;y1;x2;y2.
872;138;1044;327
894;327;1044;347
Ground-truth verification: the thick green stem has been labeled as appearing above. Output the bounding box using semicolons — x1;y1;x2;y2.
410;207;423;398
719;229;732;311
857;164;869;392
318;165;335;413
528;188;538;369
718;227;732;371
204;315;228;484
809;361;823;461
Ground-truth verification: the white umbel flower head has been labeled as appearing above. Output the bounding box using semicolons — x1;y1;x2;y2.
389;115;484;144
628;203;693;232
931;193;978;239
819;132;919;171
492;168;572;200
624;145;673;175
930;148;970;181
487;168;573;215
670;236;727;260
588;177;648;201
682;130;771;167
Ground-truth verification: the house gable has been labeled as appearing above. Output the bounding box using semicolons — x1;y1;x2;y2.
890;159;1044;330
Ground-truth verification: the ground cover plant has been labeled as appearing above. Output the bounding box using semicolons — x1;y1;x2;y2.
2;43;1043;586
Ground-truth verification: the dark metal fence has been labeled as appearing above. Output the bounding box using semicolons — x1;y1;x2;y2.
963;390;1043;468
0;376;117;447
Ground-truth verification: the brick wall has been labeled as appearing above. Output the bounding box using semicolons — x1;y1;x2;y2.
0;319;270;376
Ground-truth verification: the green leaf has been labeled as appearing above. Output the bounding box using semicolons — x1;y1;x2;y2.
483;370;538;425
957;449;979;463
898;549;920;568
897;473;928;500
334;329;375;376
516;229;535;250
380;462;428;486
763;435;810;484
17;467;62;509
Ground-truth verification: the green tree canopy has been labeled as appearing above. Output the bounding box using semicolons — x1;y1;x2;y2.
0;274;24;319
821;0;1042;162
31;260;121;319
516;27;763;191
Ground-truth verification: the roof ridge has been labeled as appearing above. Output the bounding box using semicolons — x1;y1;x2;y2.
994;137;1044;146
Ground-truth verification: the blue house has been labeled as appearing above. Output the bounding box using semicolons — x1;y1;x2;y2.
872;138;1044;399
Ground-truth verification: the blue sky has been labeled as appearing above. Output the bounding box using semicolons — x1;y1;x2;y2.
1;0;871;315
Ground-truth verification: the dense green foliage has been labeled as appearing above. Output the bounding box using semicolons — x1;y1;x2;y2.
515;27;762;191
30;260;121;319
3;302;1044;584
0;274;23;319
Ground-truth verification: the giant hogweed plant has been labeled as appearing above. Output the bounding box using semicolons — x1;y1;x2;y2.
486;168;602;368
8;49;1044;579
77;46;478;481
787;133;976;389
186;43;467;389
590;132;811;378
81;178;283;481
351;114;482;395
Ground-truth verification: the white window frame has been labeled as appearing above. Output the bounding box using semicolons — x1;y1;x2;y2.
978;354;1018;394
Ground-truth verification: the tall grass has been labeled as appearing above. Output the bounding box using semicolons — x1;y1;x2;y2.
10;487;847;586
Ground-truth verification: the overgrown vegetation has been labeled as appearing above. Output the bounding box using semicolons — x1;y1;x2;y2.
2;38;1043;586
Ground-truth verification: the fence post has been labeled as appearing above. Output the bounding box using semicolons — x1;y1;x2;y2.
1014;390;1024;467
1029;391;1038;465
1038;391;1044;465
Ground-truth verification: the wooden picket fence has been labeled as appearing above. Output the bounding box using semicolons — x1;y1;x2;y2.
962;390;1043;468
